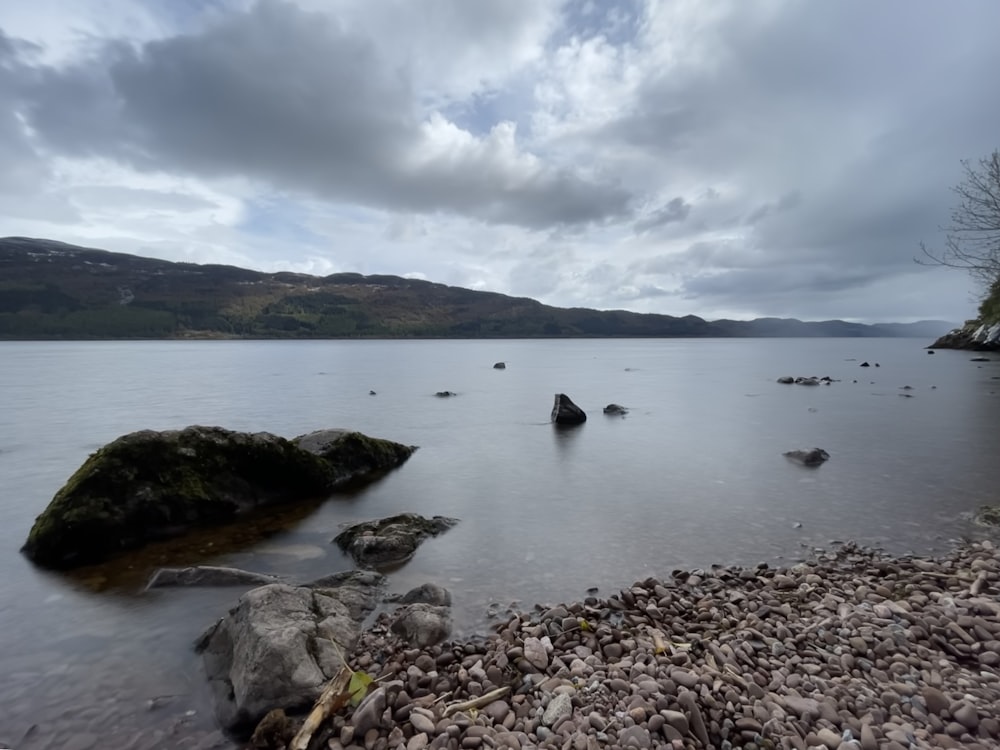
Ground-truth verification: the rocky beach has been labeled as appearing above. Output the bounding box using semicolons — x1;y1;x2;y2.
228;537;1000;750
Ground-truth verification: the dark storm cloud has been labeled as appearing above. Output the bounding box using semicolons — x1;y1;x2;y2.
9;0;631;229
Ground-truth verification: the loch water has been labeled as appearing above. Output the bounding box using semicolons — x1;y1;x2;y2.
1;338;999;748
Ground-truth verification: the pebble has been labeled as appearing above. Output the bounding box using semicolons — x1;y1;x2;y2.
210;540;1000;750
541;693;572;727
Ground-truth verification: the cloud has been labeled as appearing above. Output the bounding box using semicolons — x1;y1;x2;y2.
11;0;631;230
634;196;691;233
0;0;997;323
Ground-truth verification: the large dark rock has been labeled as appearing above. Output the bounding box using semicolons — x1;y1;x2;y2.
197;573;384;736
551;393;587;425
22;426;416;569
334;513;458;568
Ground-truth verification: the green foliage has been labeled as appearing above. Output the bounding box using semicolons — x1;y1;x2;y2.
978;278;1000;325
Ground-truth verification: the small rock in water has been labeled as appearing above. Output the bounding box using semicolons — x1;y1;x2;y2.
783;448;830;467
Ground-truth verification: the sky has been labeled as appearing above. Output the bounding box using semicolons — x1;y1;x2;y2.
1;0;998;323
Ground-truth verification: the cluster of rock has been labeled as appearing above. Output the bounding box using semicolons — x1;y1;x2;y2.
776;376;836;386
197;571;455;736
289;540;1000;750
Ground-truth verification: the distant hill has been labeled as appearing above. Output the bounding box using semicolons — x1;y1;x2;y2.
0;237;957;340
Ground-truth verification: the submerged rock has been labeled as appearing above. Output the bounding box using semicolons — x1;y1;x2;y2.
776;376;795;384
145;565;282;590
22;426;415;569
493;362;506;369
435;390;456;397
551;393;587;425
783;448;830;466
197;573;383;736
974;505;1000;527
334;513;459;568
603;403;628;416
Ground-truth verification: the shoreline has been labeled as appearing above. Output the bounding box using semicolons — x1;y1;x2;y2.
300;539;1000;750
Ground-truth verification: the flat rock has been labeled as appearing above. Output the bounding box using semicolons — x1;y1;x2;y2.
334;513;459;568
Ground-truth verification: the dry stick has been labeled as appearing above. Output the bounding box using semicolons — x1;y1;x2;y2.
289;666;353;750
442;686;511;718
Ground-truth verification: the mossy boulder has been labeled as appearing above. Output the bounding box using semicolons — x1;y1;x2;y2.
22;426;415;569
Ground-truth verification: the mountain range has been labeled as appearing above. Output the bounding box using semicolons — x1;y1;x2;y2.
0;237;956;340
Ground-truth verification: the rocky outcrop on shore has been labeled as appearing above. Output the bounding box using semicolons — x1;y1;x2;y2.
21;426;416;569
290;541;1000;750
930;319;1000;351
197;570;385;735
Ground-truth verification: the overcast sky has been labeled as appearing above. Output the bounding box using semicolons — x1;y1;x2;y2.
2;0;998;323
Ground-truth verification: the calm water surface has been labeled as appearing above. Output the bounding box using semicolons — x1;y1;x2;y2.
1;338;999;748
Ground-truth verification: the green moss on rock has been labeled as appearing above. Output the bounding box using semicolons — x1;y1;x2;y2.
22;426;415;569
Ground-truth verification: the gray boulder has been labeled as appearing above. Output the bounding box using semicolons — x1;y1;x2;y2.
552;393;587;425
390;603;452;647
334;513;458;568
493;362;506;369
783;448;831;467
603;403;628;416
145;565;282;590
776;376;795;384
197;574;383;736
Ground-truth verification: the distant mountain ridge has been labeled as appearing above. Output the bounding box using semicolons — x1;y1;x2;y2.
0;237;956;340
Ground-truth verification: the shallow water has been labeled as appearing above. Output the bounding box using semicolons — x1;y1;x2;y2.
1;338;998;748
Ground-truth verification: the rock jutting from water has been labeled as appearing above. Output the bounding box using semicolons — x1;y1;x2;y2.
783;447;830;467
334;513;459;568
271;540;1000;750
552;393;587;425
20;426;416;569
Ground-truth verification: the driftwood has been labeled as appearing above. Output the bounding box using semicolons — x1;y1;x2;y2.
289;666;353;750
442;686;510;718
